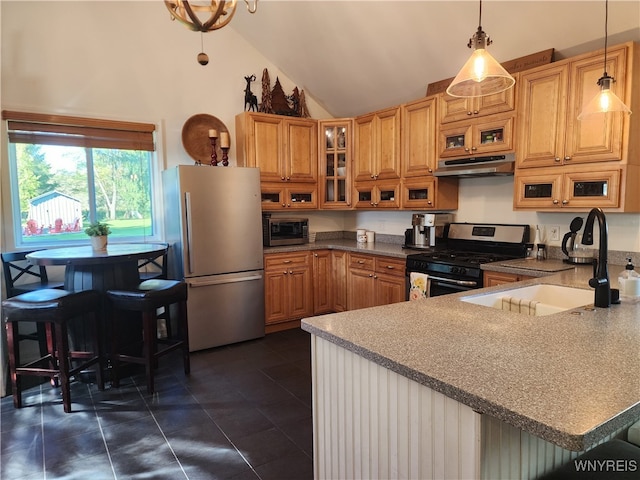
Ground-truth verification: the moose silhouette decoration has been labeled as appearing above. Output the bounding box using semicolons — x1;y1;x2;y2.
244;74;258;112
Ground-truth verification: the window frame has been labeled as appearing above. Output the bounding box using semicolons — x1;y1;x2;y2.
2;110;164;250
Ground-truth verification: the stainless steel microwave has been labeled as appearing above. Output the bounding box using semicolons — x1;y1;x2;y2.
262;216;309;246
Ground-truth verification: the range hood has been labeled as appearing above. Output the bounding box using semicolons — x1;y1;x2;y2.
433;154;515;178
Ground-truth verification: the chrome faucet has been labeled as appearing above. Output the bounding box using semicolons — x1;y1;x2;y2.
581;207;610;307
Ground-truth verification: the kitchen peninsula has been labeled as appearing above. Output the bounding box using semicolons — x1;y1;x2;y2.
302;266;640;480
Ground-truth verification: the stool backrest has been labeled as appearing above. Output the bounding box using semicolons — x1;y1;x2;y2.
1;250;53;298
138;243;169;281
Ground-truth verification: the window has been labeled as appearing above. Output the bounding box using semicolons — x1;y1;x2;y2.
3;111;161;247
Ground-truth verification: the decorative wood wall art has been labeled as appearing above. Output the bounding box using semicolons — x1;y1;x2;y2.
181;113;228;165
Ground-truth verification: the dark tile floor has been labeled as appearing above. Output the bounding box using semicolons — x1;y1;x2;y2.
1;328;314;480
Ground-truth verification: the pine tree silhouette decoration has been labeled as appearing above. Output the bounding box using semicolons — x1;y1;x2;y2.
299;90;310;118
260;68;272;114
271;77;294;116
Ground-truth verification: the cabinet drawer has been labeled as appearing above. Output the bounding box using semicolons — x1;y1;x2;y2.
349;253;374;271
264;252;310;270
374;257;406;277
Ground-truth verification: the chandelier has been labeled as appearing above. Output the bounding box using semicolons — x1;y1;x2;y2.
165;1;258;64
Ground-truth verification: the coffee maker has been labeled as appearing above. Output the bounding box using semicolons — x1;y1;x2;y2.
405;213;436;248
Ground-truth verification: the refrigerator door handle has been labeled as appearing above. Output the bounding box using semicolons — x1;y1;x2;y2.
184;191;195;274
187;273;263;288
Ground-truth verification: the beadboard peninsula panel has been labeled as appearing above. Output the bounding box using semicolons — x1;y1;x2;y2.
311;336;481;480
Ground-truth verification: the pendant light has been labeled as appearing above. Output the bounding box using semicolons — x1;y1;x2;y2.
446;0;515;98
578;0;632;119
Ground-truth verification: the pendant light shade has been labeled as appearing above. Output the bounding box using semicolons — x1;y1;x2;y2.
578;0;632;119
578;76;631;119
446;2;515;98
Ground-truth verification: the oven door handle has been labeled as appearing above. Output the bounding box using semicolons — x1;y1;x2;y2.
427;275;478;288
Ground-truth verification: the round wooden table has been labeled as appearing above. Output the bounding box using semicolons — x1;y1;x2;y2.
27;243;168;292
27;243;168;356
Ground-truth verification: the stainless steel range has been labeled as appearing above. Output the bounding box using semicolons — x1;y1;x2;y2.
406;223;530;297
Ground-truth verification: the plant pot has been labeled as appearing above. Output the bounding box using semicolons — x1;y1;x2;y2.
90;235;108;252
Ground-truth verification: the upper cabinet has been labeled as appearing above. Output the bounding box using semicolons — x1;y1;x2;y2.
236;112;317;183
319;119;353;209
514;42;640;212
439;86;516;124
401;96;438;177
353;106;401;182
236;112;318;210
516;44;629;169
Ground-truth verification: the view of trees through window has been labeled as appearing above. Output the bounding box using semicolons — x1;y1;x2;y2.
13;143;154;245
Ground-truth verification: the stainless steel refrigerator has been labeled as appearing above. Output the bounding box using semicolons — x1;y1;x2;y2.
162;165;265;351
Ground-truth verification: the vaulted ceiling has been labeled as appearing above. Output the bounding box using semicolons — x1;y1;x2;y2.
230;0;640;118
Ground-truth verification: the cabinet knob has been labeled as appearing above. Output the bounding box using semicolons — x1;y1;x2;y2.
283;271;287;274
370;174;375;179
473;110;479;115
428;168;433;173
374;202;379;206
552;199;559;205
386;265;395;270
427;200;433;205
374;174;378;179
467;111;473;116
369;274;374;278
464;147;470;152
286;176;291;181
564;156;571;161
562;199;569;205
281;203;286;207
314;253;318;257
357;260;365;264
471;146;477;151
289;270;293;274
554;157;561;162
286;203;291;207
283;260;292;264
281;176;285;181
373;274;378;279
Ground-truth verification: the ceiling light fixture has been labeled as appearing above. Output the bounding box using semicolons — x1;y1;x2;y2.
578;0;631;120
446;0;515;98
165;1;258;64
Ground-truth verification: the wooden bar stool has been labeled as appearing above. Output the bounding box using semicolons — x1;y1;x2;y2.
106;279;190;394
2;289;105;413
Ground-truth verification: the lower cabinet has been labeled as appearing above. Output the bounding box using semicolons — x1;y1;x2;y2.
347;253;406;310
264;251;313;331
484;271;534;286
332;250;348;312
312;250;333;315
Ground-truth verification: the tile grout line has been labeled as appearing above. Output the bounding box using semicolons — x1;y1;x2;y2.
130;376;190;480
86;383;118;479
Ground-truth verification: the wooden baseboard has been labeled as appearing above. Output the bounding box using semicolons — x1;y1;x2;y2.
265;319;301;334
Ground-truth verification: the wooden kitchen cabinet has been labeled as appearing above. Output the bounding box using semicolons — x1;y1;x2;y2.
516;44;630;169
319;119;353;209
401;177;458;210
439;85;516;124
484;271;534;286
438;112;515;159
353;180;400;209
346;253;406;310
259;184;317;210
401;96;438;178
236;112;317;183
332;250;348;312
312;250;332;315
353;106;401;182
264;251;313;331
514;164;622;210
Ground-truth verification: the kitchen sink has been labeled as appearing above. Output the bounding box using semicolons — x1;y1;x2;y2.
461;284;594;316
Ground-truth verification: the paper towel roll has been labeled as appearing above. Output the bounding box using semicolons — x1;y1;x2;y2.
366;231;375;243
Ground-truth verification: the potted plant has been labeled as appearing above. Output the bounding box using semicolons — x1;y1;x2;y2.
84;221;111;251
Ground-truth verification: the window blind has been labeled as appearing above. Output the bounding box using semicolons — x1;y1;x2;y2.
2;110;156;151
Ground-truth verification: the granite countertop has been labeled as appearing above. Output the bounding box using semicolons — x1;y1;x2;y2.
301;265;640;451
482;257;577;277
264;239;414;259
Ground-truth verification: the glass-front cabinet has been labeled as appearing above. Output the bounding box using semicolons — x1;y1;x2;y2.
319;120;352;209
439;113;515;159
514;166;621;210
353;181;400;209
260;185;317;211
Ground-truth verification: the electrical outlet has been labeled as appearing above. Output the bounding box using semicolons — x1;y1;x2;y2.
549;225;560;242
